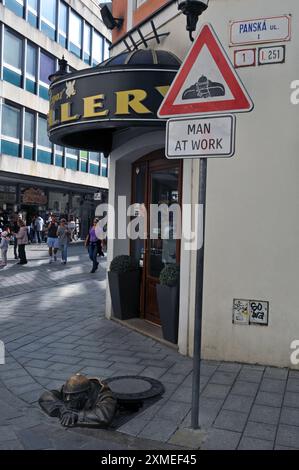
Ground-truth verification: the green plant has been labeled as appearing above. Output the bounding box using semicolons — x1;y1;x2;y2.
110;255;138;273
159;264;180;287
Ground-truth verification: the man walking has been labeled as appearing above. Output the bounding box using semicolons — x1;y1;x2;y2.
35;214;44;244
46;216;59;263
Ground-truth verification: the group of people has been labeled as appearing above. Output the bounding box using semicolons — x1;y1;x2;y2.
0;215;105;272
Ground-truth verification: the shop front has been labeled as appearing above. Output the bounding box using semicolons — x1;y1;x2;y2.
0;174;106;237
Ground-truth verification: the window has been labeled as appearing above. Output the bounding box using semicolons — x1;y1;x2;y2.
3;29;23;87
58;1;68;48
92;31;103;66
5;0;24;18
104;40;110;61
83;23;92;65
69;10;82;58
27;0;38;27
39;52;55;100
24;111;35;160
25;43;37;93
37;115;52;164
55;144;64;167
40;0;57;40
1;103;21;157
80;150;88;172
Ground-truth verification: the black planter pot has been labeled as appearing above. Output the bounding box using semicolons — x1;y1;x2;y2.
156;284;179;344
108;269;140;320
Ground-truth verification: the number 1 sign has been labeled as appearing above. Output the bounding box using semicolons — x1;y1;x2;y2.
234;48;256;68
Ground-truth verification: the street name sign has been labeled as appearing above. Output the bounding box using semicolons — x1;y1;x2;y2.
158;23;253;118
229;15;291;46
166;114;236;159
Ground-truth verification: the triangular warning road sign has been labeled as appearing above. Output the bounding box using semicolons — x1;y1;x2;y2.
158;23;253;118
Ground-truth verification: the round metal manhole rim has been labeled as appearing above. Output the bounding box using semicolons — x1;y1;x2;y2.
105;375;165;401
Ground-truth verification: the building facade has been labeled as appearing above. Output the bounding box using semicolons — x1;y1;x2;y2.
104;0;299;368
0;0;111;236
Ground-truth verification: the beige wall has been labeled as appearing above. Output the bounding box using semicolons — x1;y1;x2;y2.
109;0;299;367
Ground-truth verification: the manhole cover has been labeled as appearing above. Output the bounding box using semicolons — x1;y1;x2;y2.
105;376;165;402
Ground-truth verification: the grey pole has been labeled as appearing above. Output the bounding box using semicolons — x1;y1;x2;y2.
191;158;207;429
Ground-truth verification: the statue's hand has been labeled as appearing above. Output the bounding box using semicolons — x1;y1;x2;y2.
60;410;78;427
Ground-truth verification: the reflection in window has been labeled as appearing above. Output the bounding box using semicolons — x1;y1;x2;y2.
24;111;35;160
1;103;21;157
38;116;51;148
26;43;37;93
39;52;55;100
58;1;68;48
69;10;82;57
84;23;92;64
5;0;24;18
3;29;23;87
27;0;38;27
92;31;103;66
40;0;56;40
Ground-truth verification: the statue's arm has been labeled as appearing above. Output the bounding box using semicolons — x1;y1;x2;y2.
39;390;66;417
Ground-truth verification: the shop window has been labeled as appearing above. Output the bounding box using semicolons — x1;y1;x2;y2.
37;115;52;164
92;31;103;66
40;0;57;41
24;110;35;160
3;29;23;87
1;102;21;157
5;0;24;18
39;52;55;100
83;23;92;65
25;42;37;94
27;0;38;27
69;10;82;58
58;1;68;48
48;191;69;214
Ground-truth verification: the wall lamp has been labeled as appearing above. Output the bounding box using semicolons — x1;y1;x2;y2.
100;5;124;30
177;0;209;41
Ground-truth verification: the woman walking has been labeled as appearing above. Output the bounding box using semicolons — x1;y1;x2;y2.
57;218;70;265
85;218;101;273
14;219;28;265
46;216;59;263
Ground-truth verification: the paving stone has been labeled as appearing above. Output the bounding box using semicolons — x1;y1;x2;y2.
202;429;241;450
230;381;260;397
283;392;299;408
255;391;284;407
238;436;274;450
217;363;242;373
210;371;237;386
0;426;18;442
222;394;254;413
138;418;179;443
264;367;289;380
249;405;281;425
244;421;276;441
276;425;299;449
118;418;148;437
260;378;286;394
280;407;299;427
201;384;231;400
47;355;82;365
214;409;248;433
157;401;191;425
238;370;264;383
287;379;299;393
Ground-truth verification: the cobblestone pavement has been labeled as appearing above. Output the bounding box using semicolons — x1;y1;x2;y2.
0;244;299;450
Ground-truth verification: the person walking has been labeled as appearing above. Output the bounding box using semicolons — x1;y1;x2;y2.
11;214;20;259
57;218;70;265
14;219;28;265
0;231;9;268
35;214;44;244
85;218;101;273
46;216;59;263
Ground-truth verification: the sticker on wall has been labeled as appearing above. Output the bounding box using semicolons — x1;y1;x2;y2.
233;299;269;325
249;300;269;325
233;299;250;325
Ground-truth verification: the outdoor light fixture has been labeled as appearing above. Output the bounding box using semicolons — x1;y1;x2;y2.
100;5;123;30
177;0;209;41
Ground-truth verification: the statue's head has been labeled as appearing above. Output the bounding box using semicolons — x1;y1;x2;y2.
62;374;91;410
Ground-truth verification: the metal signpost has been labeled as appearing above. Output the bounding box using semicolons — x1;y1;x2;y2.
158;22;253;430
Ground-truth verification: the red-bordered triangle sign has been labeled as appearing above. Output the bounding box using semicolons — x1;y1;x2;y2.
158;23;253;118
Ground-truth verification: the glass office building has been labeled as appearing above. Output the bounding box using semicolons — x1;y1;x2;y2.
0;0;111;235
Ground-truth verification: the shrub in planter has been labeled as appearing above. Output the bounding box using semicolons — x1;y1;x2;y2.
156;264;180;343
108;255;140;320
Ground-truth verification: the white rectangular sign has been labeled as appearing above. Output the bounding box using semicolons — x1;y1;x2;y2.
166;115;236;159
258;45;285;65
234;48;256;68
230;15;291;46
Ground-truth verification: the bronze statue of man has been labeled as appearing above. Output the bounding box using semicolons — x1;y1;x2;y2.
39;374;117;428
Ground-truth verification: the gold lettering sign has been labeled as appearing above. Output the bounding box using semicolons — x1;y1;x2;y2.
83;94;109;118
115;89;151;115
60;103;80;123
